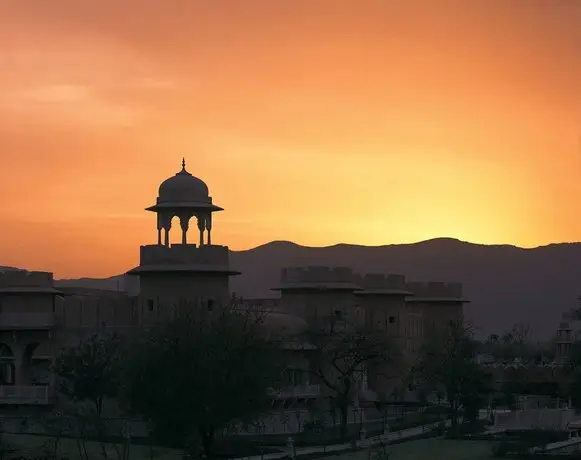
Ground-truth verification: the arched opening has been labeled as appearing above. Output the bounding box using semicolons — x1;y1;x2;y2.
0;343;16;385
23;342;51;386
168;214;181;245
167;213;198;246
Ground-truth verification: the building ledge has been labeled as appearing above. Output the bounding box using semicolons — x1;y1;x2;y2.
406;297;470;303
356;289;413;296
127;264;240;275
0;385;55;405
0;312;56;330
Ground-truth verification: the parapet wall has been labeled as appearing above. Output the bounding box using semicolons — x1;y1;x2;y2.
0;270;54;288
352;273;407;291
279;267;464;298
406;281;463;298
281;266;354;284
140;244;229;266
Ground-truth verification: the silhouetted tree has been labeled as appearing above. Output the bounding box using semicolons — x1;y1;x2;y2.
119;306;284;459
53;331;122;417
299;316;402;442
501;323;531;346
497;323;535;361
418;322;491;427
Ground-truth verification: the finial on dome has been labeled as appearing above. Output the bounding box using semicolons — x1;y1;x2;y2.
181;157;186;170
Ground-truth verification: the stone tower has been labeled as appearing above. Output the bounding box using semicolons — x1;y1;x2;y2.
127;159;239;321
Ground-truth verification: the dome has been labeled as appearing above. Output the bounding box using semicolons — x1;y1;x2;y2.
261;311;309;336
158;159;210;203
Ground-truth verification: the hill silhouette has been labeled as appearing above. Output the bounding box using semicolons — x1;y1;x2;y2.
53;238;581;338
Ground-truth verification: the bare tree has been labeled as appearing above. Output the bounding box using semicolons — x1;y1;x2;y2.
299;316;402;442
509;323;532;345
497;323;535;361
417;322;491;427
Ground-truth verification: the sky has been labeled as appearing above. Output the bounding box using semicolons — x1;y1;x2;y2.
1;0;581;278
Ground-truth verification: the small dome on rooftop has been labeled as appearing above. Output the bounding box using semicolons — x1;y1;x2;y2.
261;311;309;336
158;158;210;203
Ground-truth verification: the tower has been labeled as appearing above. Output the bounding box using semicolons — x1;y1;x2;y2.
127;159;239;319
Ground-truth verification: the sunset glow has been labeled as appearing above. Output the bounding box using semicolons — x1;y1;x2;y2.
1;0;581;278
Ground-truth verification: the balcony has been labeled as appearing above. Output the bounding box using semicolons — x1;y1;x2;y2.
269;384;320;399
0;385;54;405
0;312;55;330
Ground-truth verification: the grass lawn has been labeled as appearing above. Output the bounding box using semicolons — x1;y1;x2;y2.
2;433;183;460
337;439;496;460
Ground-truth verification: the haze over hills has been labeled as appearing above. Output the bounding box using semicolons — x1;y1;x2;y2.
50;238;581;339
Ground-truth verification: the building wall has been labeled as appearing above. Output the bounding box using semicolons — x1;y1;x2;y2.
58;295;135;331
275;267;467;400
138;272;230;314
0;294;54;314
279;290;362;324
359;296;407;337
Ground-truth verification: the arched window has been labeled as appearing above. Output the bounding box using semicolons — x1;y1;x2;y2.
0;343;15;386
0;343;13;358
0;362;15;385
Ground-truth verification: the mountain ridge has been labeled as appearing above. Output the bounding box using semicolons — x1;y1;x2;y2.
237;237;579;253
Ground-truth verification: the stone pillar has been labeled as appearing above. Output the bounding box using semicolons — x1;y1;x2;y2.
156;213;163;245
163;214;172;247
15;346;27;386
179;215;190;245
197;215;206;246
206;214;212;245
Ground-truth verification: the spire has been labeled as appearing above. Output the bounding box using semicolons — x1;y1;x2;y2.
177;157;191;176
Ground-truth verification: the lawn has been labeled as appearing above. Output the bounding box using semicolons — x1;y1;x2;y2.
1;433;183;460
337;438;496;460
1;432;284;459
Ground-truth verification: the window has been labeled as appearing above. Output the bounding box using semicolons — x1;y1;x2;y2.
284;368;304;386
0;362;15;385
147;299;155;312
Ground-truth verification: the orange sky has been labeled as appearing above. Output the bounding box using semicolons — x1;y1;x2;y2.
1;0;581;278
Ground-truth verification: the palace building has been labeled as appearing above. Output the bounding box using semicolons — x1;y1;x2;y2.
0;160;467;411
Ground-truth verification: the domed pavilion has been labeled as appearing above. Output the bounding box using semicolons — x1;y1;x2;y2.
127;159;238;312
147;158;223;247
